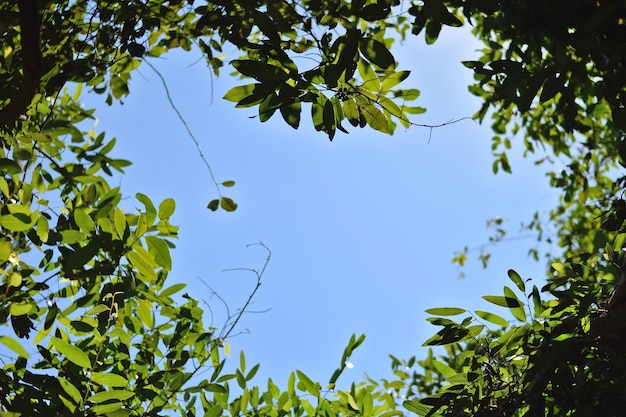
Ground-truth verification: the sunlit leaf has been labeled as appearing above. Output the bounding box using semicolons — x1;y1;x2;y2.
475;310;509;326
482;295;524;308
158;198;176;220
0;335;29;358
88;390;135;403
52;337;91;368
425;307;466;316
507;269;525;292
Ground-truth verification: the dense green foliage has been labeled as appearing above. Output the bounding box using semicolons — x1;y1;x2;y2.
1;0;626;416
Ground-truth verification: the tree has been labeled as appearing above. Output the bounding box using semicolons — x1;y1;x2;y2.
0;1;420;415
393;1;626;416
1;0;626;416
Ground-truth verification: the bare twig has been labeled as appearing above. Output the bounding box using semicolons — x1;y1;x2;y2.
143;59;222;199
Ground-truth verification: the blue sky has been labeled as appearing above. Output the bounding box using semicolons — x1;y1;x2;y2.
81;27;558;388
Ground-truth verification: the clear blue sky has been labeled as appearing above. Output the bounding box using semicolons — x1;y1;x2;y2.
81;27;558;388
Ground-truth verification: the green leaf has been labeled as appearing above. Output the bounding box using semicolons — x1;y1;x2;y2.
137;299;154;328
114;208;127;240
403;400;431;416
159;283;187;297
8;272;21;287
359;38;396;70
0;213;35;232
88;390;135;403
0;158;21;174
146;235;172;270
222;180;236;187
59;376;82;406
358;58;380;91
231;60;289;83
127;245;157;281
507;269;525;292
52;337;91;368
207;199;220;211
425;307;466;316
9;302;36;316
205;383;227;393
280;100;302;129
158;198;176;220
136;193;157;226
342;98;359;126
482;295;524;308
86;304;110;315
60;229;86;244
432;360;455;378
361;105;389;133
90;402;124;415
0;335;29;358
73;208;94;233
223;83;257;103
381;71;411;91
504;286;527;322
220;197;238;212
474;310;509;326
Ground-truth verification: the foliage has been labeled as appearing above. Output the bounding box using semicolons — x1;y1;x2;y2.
0;0;425;142
393;1;626;416
0;0;417;415
2;0;626;416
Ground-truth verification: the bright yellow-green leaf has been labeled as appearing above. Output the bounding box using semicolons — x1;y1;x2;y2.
90;402;124;415
59;376;82;405
482;295;524;308
432;359;456;378
0;213;35;232
0;240;11;262
0;335;29;358
381;70;411;91
86;304;109;315
158;198;176;219
9;302;36;316
127;245;157;281
504;286;527;321
91;372;129;387
114;208;127;240
74;208;94;233
137;299;154;328
136;192;157;226
61;229;87;244
88;390;135;404
475;310;509;326
358;58;380;92
9;272;21;287
159;283;187;297
52;337;91;368
36;215;49;242
360;105;389;133
145;235;172;270
223;83;257;102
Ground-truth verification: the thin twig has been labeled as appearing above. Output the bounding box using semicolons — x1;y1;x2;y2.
143;59;222;198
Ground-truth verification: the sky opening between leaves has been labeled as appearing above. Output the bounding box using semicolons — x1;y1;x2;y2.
67;26;559;387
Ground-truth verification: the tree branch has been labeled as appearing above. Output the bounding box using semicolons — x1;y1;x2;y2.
0;0;43;129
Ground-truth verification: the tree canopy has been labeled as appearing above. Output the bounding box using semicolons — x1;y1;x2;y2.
1;0;626;416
